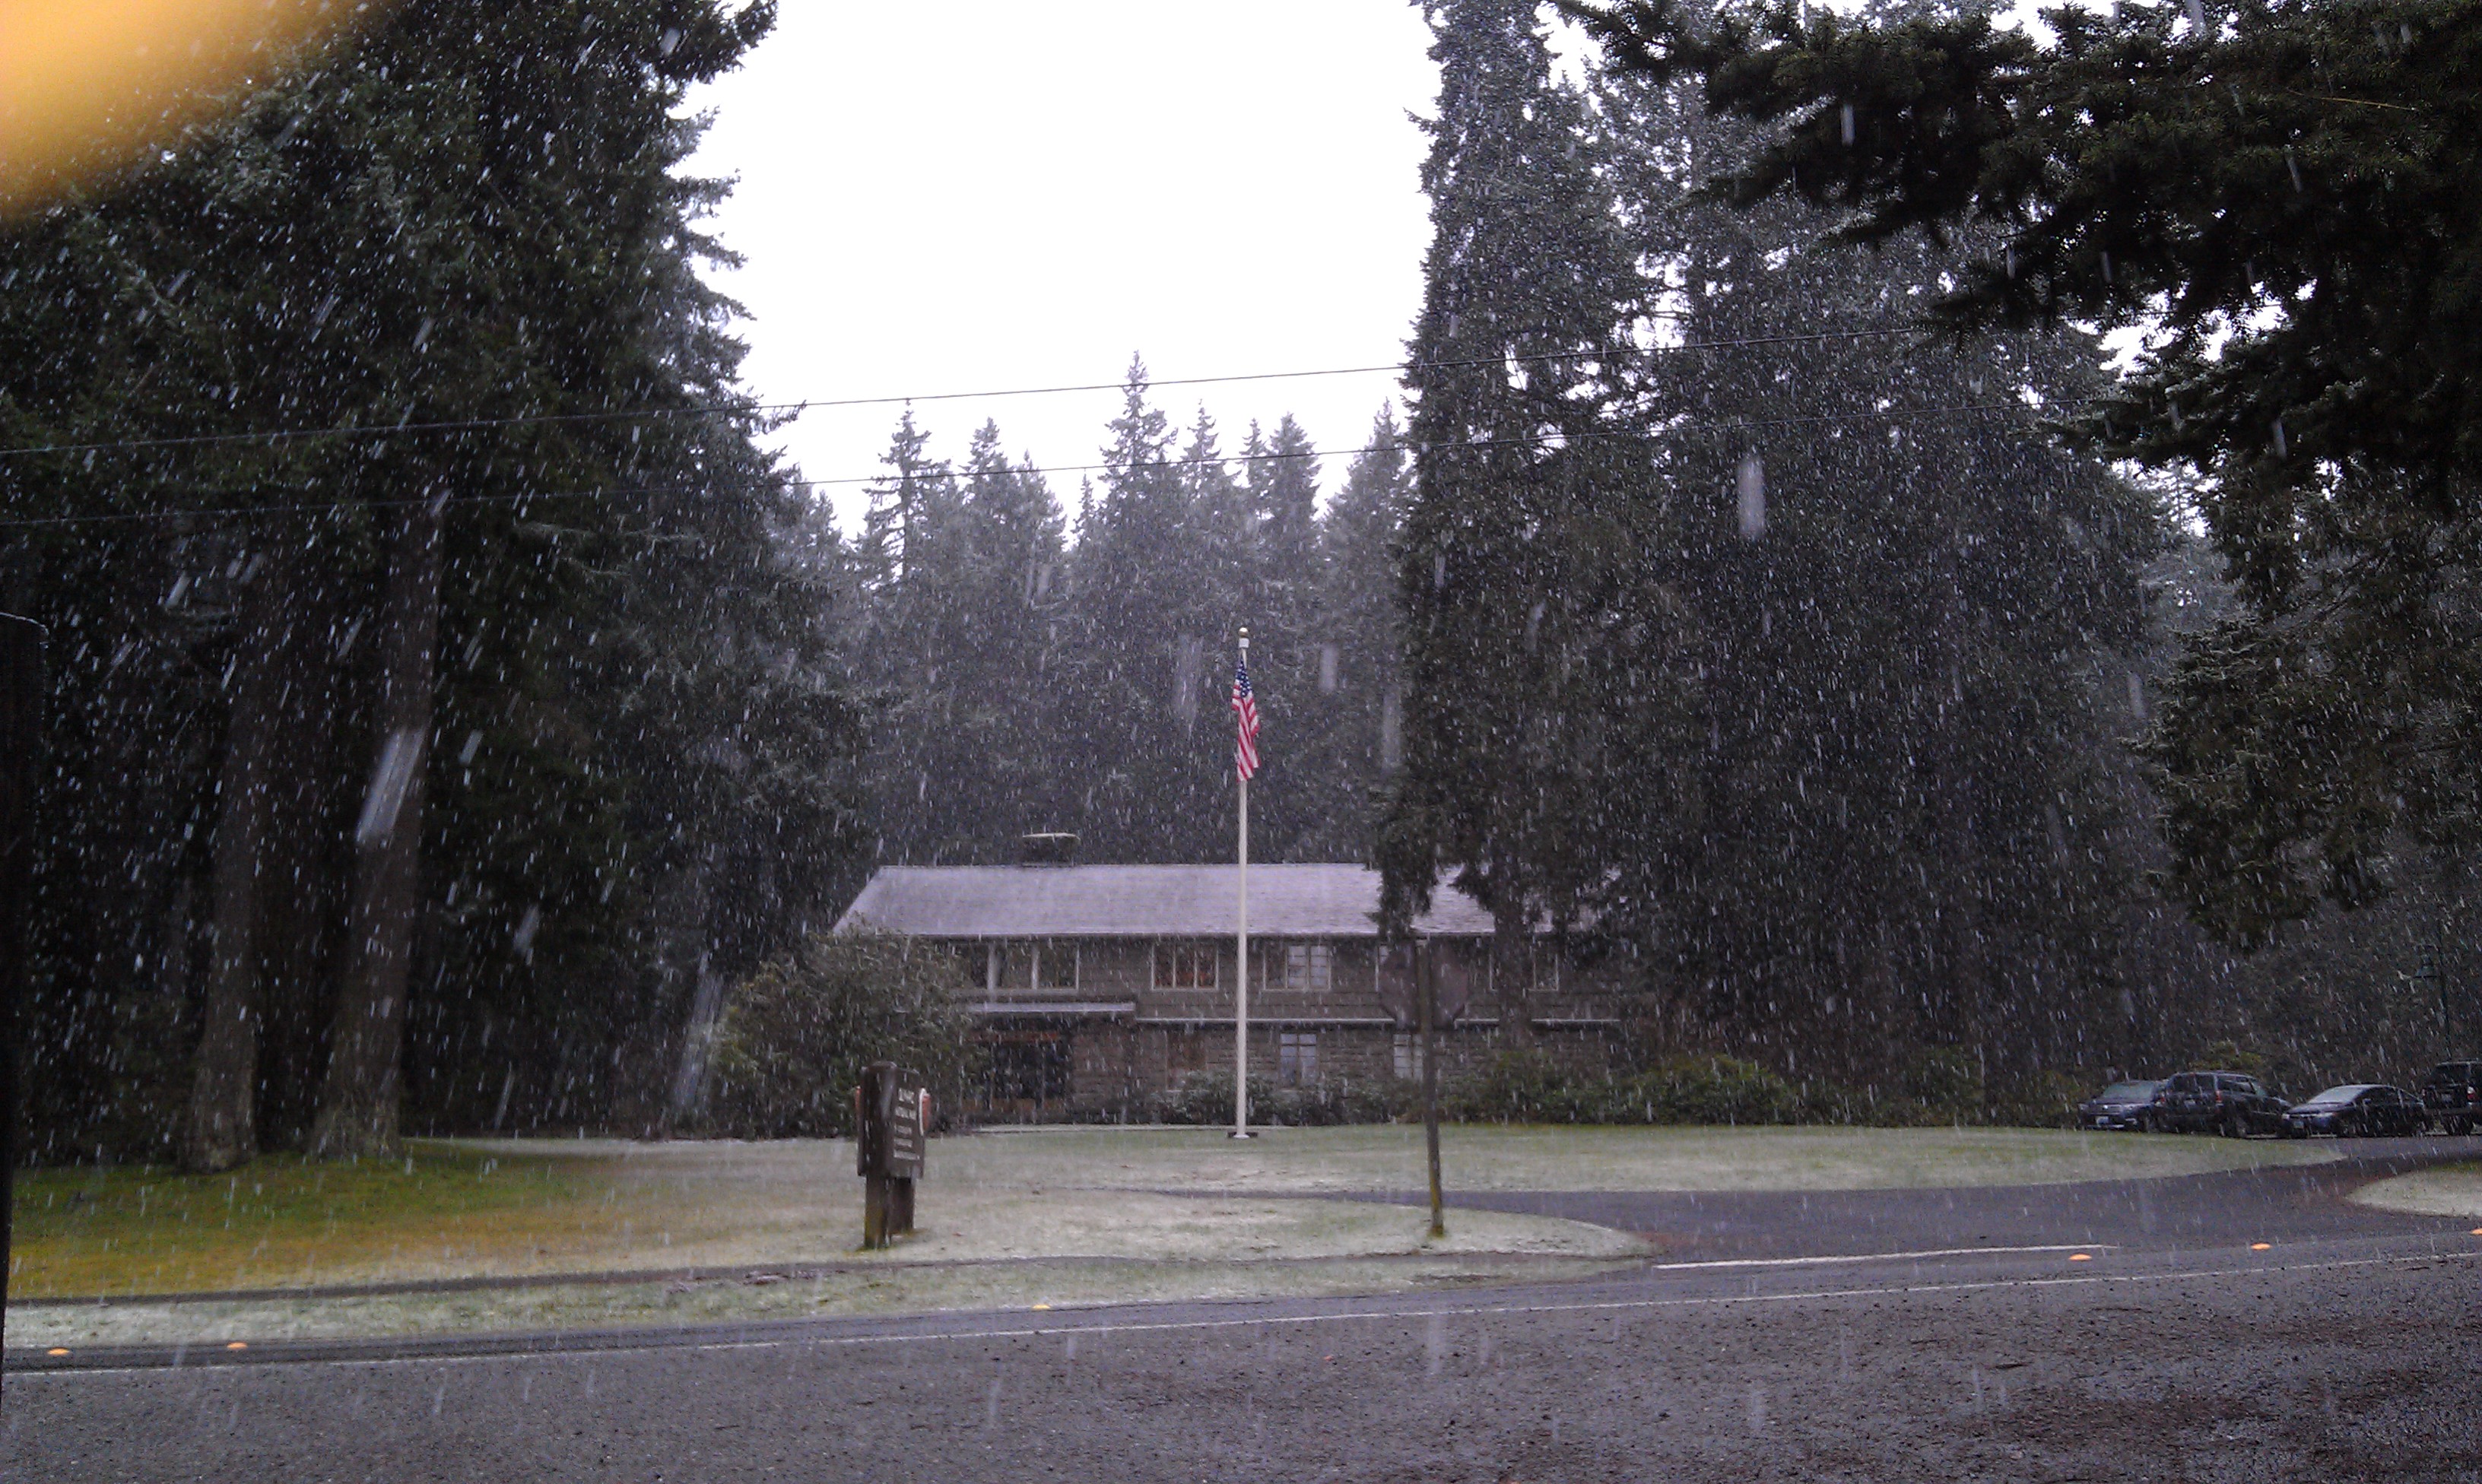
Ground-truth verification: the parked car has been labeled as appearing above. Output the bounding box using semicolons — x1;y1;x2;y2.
2418;1061;2480;1136
2157;1070;2289;1136
2077;1079;2169;1131
2280;1084;2429;1138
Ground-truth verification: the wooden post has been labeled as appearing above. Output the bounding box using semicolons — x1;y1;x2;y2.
889;1172;914;1236
1420;940;1443;1240
862;1168;891;1250
859;1061;893;1249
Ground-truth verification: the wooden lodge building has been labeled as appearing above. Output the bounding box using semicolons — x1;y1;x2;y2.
835;842;1623;1121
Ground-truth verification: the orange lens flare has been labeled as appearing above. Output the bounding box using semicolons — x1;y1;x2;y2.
224;1340;247;1350
2068;1252;2093;1262
2250;1242;2272;1251
0;0;379;215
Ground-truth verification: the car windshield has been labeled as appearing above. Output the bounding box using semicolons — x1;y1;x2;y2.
2298;1087;2369;1107
8;2;2481;1478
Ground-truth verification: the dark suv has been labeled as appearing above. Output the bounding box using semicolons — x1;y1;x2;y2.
2419;1061;2480;1135
2158;1070;2289;1137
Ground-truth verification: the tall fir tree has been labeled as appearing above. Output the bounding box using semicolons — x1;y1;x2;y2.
1576;0;2482;966
1059;362;1234;863
1383;0;1705;1041
0;0;870;1160
1285;407;1414;862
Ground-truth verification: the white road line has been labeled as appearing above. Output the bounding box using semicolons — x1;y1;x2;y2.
23;1244;2479;1379
1648;1243;2114;1270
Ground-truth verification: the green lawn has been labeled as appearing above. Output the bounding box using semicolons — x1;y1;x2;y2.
10;1146;624;1299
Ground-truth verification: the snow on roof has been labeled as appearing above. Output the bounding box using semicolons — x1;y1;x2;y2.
834;863;1500;940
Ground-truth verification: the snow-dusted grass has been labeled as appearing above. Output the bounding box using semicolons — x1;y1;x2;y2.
8;1252;1631;1351
10;1124;2328;1321
2348;1162;2482;1221
8;1136;1635;1303
895;1123;2340;1196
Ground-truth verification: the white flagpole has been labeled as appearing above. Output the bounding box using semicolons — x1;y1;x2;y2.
1233;627;1252;1140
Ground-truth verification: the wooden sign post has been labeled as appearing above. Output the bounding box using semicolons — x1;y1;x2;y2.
855;1061;927;1250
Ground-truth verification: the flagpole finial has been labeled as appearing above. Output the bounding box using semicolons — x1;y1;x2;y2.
1239;626;1249;651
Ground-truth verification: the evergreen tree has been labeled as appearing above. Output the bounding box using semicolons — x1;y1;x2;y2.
1060;362;1233;863
1576;0;2482;947
1584;57;2157;1080
1382;0;1703;1040
851;417;1071;864
0;0;869;1161
1286;407;1414;862
1240;414;1327;857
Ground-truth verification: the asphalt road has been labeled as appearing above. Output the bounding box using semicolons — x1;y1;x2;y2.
9;1141;2482;1482
1389;1134;2482;1260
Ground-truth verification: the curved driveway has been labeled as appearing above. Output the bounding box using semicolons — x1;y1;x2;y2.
1376;1134;2482;1260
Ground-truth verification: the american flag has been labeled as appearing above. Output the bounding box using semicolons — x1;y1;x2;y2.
1231;655;1260;781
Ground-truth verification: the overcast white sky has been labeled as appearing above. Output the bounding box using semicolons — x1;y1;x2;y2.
684;3;1444;533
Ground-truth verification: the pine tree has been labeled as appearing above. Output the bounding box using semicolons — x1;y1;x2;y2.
1061;361;1233;863
1384;0;1700;1041
1578;0;2482;944
850;416;1074;864
0;0;869;1159
1285;407;1414;862
1241;415;1328;857
1582;53;2157;1080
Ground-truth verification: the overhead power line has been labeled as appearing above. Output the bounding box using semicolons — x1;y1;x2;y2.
0;397;2032;531
0;324;1926;462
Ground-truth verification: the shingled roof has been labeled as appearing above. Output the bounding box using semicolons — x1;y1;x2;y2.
834;864;1500;940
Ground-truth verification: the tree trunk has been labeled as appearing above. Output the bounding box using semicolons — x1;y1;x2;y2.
313;498;443;1159
665;953;728;1133
180;561;287;1173
1492;878;1535;1048
256;568;344;1150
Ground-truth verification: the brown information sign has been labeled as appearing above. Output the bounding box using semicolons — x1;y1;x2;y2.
883;1080;926;1179
856;1062;927;1248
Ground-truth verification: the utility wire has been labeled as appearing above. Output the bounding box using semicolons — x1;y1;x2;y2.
0;324;1926;462
0;398;2031;531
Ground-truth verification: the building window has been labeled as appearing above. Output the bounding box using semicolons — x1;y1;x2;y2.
1268;942;1333;991
1154;941;1217;990
1278;1032;1318;1086
980;1030;1072;1111
992;940;1078;993
1392;1032;1420;1081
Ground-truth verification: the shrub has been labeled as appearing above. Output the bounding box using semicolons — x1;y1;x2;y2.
1900;1047;1985;1123
1985;1070;2090;1128
2193;1039;2274;1078
1447;1049;1575;1122
1446;1051;1803;1126
700;931;981;1138
1153;1070;1410;1127
1623;1055;1804;1125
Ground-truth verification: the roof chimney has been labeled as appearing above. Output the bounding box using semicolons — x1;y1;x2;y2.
1017;832;1078;867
